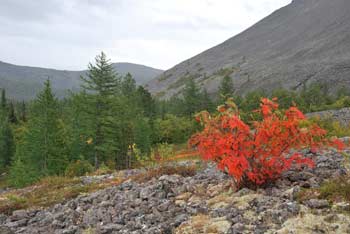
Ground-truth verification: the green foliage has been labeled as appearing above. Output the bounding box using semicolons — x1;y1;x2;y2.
80;52;119;168
200;89;215;113
77;52;157;170
5;50;350;189
134;118;152;155
0;90;15;171
121;73;137;97
326;96;350;110
136;86;156;118
182;78;202;116
9;80;69;185
1;89;7;110
18;101;26;122
298;83;334;112
241;90;266;112
65;160;94;177
238;90;266;122
152;143;174;161
6;194;27;204
133;144;149;166
271;88;296;109
8;102;18;124
307;116;350;137
219;75;234;102
94;162;113;175
154;114;197;144
319;176;350;203
0;112;15;170
9;159;39;187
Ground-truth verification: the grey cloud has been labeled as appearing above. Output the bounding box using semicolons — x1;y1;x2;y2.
0;0;64;22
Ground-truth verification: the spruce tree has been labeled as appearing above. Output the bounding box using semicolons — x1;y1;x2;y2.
10;80;68;186
0;111;15;170
219;75;234;102
0;89;15;170
19;101;27;122
81;52;119;168
136;86;155;118
134;118;152;156
121;73;137;97
183;78;201;116
65;92;94;163
1;89;7;111
8;102;18;124
200;88;214;112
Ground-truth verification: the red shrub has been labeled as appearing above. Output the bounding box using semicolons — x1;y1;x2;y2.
190;98;344;187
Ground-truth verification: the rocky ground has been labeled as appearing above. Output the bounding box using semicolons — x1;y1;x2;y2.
306;108;350;127
0;149;350;234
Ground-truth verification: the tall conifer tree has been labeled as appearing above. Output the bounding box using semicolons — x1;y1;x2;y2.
81;52;119;168
219;75;234;102
19;101;27;122
1;89;7;111
183;78;201;116
10;80;68;186
8;102;18;124
0;110;14;170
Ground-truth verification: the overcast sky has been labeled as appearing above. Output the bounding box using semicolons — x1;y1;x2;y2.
0;0;291;70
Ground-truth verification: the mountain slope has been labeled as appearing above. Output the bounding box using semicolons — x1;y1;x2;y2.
0;61;163;100
112;63;163;85
146;0;350;98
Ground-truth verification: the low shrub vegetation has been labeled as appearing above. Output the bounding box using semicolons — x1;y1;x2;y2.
319;176;350;203
0;163;199;214
65;160;94;177
297;175;350;209
190;98;344;188
0;175;124;215
307;116;350;138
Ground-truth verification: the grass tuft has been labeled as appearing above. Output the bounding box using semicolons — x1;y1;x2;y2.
319;176;350;202
297;175;350;206
0;176;125;215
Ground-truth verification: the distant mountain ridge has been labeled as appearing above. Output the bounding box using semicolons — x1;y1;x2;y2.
146;0;350;98
0;61;163;100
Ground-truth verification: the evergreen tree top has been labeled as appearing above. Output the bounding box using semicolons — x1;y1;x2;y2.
219;75;234;101
1;89;7;110
81;52;118;96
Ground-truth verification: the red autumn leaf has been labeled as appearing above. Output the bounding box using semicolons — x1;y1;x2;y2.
189;98;344;187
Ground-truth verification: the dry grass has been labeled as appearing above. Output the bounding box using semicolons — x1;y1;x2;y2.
0;162;200;215
319;176;350;202
0;144;201;215
131;163;199;183
297;175;350;205
0;175;8;189
0;176;125;215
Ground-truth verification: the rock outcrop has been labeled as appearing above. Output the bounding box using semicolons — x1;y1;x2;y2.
307;107;350;126
0;149;349;234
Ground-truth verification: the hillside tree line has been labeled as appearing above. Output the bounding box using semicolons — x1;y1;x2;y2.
1;52;350;187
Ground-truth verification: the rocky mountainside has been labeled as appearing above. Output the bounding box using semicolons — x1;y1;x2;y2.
0;61;163;100
307;107;350;126
1;148;349;234
146;0;350;98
